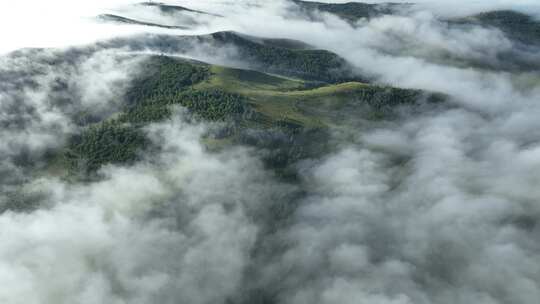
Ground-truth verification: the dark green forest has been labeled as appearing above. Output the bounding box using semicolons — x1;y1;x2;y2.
65;122;148;175
210;32;362;83
292;0;404;22
61;55;441;177
474;10;540;45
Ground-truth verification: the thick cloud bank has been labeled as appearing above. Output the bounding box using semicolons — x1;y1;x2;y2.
1;1;540;304
0;114;280;303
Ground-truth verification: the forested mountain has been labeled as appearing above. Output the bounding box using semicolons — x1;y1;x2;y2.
455;10;540;46
8;51;441;181
93;30;365;83
2;1;540;304
292;0;409;21
140;1;221;16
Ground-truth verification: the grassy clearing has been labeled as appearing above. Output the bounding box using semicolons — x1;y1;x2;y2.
195;64;431;128
194;65;376;127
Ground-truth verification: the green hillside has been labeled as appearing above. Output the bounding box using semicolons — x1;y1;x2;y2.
99;30;362;83
55;55;442;179
202;31;364;83
467;10;540;46
451;10;540;46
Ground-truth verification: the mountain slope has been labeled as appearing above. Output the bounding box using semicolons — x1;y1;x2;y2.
139;1;222;17
292;0;408;22
206;31;362;83
98;2;220;29
98;14;189;29
456;10;540;46
54;55;443;179
99;31;366;83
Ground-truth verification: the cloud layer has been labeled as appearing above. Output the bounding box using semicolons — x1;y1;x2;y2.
0;114;285;303
1;1;540;304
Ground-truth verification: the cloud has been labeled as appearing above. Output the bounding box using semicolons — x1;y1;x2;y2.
0;0;199;54
0;48;141;186
135;2;540;303
0;113;291;303
1;1;540;304
264;104;540;303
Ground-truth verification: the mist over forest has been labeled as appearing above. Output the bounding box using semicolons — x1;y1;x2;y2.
1;1;540;303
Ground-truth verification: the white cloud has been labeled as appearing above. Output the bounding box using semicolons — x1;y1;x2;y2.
0;0;194;54
1;1;540;303
0;115;274;304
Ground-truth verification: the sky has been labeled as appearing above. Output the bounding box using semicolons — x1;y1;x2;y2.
0;0;539;54
0;0;174;54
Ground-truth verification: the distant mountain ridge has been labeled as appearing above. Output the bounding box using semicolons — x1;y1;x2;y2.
98;1;540;49
96;30;365;83
98;14;189;29
292;0;410;21
139;1;223;17
454;10;540;46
